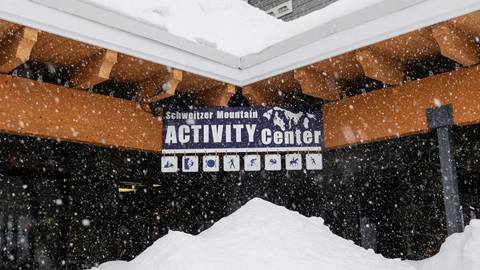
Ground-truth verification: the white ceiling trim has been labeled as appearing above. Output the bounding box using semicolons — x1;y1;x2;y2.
1;0;480;86
32;0;425;69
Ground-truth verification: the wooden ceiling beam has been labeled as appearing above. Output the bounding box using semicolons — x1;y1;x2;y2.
294;68;341;101
0;74;162;152
194;84;236;107
0;27;38;73
431;23;479;66
323;64;480;150
139;68;183;103
30;32;102;67
355;49;405;85
0;20;21;38
69;49;118;89
242;85;285;107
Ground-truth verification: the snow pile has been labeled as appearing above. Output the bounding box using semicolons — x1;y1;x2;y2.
411;219;480;270
89;198;416;270
82;0;382;56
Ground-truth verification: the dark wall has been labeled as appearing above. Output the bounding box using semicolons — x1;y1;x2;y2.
1;122;480;269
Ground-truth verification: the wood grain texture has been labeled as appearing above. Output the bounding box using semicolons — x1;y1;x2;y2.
0;27;38;73
194;84;236;107
0;74;162;152
323;65;480;149
70;50;118;89
294;68;341;100
432;23;479;66
355;49;405;85
140;69;183;103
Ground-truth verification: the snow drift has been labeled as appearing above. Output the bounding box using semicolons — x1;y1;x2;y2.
411;219;480;270
87;198;480;270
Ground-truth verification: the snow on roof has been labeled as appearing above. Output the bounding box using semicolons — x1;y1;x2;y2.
85;198;480;270
82;0;382;56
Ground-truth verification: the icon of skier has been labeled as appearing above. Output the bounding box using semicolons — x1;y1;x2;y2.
164;161;174;168
229;158;236;169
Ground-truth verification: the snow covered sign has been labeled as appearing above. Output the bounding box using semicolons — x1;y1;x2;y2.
162;107;323;154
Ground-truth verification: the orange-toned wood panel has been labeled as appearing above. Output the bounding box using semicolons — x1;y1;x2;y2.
451;11;480;37
310;52;364;80
355;49;405;85
0;27;38;73
294;68;341;100
70;50;118;89
368;28;440;62
0;74;162;152
323;65;480;149
432;23;479;66
111;53;166;82
248;71;299;94
30;32;101;66
194;85;236;107
241;71;297;106
177;71;224;92
0;20;21;39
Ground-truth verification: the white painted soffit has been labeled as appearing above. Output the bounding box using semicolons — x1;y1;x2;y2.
1;0;480;86
32;0;425;70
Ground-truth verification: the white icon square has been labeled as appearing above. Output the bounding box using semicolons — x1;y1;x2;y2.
306;153;323;170
285;154;302;170
264;154;281;171
182;156;199;172
203;155;220;172
244;154;261;171
161;156;178;173
224;155;240;172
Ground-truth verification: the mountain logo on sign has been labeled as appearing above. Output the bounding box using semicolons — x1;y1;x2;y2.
262;107;316;131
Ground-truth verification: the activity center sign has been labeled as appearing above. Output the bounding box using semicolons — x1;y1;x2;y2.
162;107;324;154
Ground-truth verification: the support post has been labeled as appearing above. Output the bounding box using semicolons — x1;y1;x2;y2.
426;105;464;235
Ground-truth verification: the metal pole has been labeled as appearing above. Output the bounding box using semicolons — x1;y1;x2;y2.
427;105;464;235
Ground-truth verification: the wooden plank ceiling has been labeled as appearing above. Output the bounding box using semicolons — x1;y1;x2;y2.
1;11;480;151
295;11;480;101
1;11;480;108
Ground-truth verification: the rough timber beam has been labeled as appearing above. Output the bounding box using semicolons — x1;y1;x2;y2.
0;20;21;38
194;84;236;107
139;69;183;103
294;68;341;101
0;74;162;152
355;49;405;85
0;27;38;73
30;31;103;67
69;50;118;89
323;65;480;150
432;23;480;66
240;85;285;106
